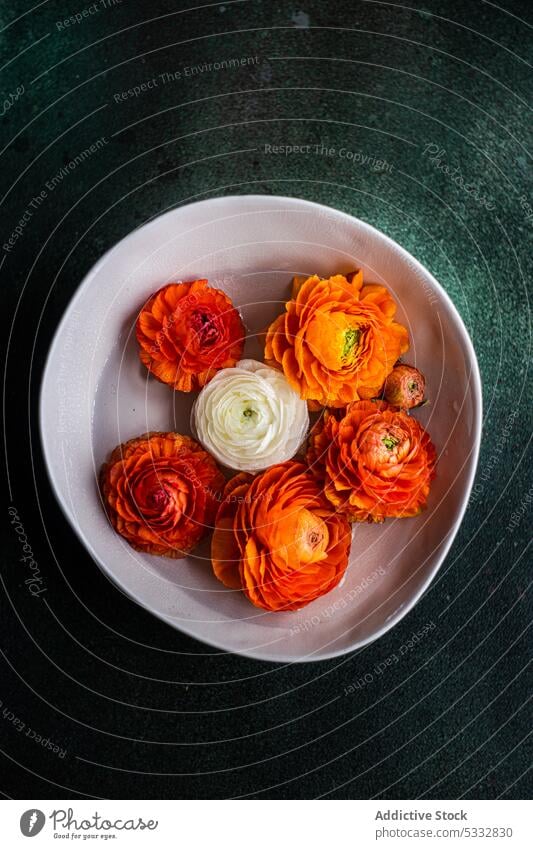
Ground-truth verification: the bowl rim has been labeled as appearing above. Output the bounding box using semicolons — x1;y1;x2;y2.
39;193;483;663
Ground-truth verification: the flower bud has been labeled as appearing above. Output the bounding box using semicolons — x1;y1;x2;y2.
383;364;426;409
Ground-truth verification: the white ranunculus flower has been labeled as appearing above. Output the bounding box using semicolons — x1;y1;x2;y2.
192;359;309;472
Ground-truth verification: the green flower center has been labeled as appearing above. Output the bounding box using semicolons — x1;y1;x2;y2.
342;327;361;359
382;434;399;450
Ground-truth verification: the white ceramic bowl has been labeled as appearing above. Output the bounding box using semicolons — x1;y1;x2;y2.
40;195;482;662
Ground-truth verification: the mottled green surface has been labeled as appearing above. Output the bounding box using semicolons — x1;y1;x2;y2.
1;0;531;799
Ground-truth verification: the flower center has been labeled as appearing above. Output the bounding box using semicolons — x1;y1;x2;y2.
305;311;361;370
342;327;361;359
189;309;220;347
382;433;399;450
146;487;170;509
359;422;408;469
264;507;329;566
294;509;329;564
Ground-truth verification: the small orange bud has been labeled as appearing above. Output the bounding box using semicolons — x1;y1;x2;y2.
383;364;426;409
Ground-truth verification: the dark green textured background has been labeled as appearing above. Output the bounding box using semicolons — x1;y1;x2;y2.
1;0;531;800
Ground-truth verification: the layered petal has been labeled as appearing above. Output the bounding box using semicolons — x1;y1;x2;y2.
264;271;409;408
136;280;245;392
100;432;225;557
211;461;352;611
192;359;309;472
307;402;436;522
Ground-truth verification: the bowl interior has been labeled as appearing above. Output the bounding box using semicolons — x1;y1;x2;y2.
40;195;481;662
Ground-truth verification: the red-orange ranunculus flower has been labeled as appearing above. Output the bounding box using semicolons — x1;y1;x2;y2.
211;461;352;611
307;401;436;522
136;280;245;392
100;432;225;557
264;271;409;408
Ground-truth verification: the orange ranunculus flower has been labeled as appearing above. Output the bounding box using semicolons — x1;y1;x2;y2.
100;432;225;557
264;271;409;408
307;401;436;522
211;461;352;611
136;280;245;392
